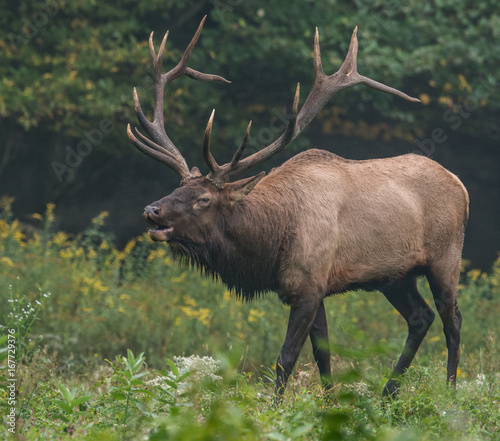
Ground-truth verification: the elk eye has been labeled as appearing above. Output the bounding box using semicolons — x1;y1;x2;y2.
194;197;211;208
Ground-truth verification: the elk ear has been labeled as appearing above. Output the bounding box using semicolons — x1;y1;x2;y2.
190;166;202;177
226;171;265;203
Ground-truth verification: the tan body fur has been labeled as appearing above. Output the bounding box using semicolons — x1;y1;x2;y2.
239;149;468;303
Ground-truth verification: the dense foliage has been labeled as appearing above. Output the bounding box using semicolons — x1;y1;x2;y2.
0;198;499;439
1;0;498;180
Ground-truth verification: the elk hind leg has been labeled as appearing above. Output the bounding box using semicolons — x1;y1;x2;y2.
309;300;332;389
382;276;435;396
426;257;462;387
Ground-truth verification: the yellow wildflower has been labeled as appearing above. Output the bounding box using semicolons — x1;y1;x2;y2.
87;248;97;259
93;279;109;292
46;203;56;223
183;295;198;307
120;294;131;300
59;248;74;259
467;269;481;282
1;256;15;267
198;308;211;326
248;308;265;323
0;196;14;211
148;248;167;261
457;74;472;93
0;219;8;238
180;306;198;319
92;211;109;226
51;231;71;247
171;272;187;283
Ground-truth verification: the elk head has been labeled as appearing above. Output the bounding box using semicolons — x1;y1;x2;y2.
127;16;419;246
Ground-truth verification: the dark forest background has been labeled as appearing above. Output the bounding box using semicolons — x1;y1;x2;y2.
0;0;498;269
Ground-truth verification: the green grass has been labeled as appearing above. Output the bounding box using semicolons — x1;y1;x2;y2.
1;198;499;440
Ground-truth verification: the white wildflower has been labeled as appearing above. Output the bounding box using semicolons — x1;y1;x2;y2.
345;381;372;398
173;355;222;382
476;373;486;386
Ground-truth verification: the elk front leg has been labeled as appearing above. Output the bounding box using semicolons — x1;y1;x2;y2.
275;295;321;397
309;300;332;389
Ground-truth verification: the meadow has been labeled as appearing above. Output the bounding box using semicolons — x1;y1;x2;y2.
1;197;499;440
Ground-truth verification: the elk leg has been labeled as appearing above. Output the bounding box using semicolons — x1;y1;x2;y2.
309;300;333;389
275;296;321;397
426;259;462;387
381;276;435;396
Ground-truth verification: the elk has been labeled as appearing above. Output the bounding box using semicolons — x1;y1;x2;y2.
127;17;469;397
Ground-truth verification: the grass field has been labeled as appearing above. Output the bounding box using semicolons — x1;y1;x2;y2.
1;199;499;440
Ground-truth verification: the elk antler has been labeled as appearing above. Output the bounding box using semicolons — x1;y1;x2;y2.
205;27;420;185
127;16;230;183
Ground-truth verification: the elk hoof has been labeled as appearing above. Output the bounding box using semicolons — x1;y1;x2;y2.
383;379;400;397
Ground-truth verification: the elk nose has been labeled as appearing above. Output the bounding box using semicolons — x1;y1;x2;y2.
144;205;162;217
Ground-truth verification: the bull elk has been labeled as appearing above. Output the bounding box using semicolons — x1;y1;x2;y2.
127;17;469;397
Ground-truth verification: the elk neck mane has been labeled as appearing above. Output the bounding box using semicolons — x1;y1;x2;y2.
169;178;294;300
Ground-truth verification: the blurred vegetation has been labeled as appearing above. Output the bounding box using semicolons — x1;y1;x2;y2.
1;0;498;181
0;198;499;439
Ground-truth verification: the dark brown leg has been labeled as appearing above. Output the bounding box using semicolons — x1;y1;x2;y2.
381;276;435;396
275;295;321;398
309;300;332;389
427;259;462;387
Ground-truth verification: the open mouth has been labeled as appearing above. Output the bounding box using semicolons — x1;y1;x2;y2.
148;224;174;242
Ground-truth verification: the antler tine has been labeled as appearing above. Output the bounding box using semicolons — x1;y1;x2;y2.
127;124;190;178
203;110;221;175
313;28;324;82
230;121;252;168
208;82;301;183
296;27;420;131
128;16;231;182
206;27;419;186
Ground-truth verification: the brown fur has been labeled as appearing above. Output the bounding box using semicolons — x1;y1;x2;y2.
144;148;468;396
133;19;468;398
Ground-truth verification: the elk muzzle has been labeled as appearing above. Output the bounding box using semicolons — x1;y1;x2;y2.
143;205;174;242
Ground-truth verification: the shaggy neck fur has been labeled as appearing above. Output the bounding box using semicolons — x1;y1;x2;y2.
170;190;292;300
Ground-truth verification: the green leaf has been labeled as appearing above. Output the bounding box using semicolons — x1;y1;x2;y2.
71;395;92;407
166;359;179;377
58;382;76;404
56;401;74;415
131;398;149;415
110;391;127;400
